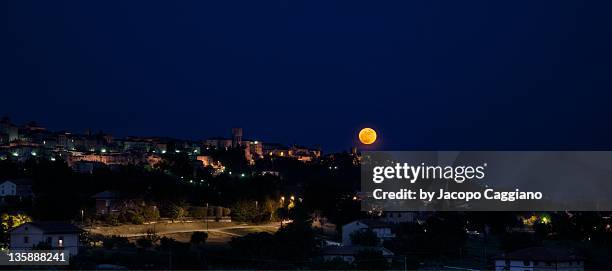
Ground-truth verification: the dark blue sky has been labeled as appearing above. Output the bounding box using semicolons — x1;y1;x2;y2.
1;1;611;152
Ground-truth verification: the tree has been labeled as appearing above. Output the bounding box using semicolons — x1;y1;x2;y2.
190;231;208;248
190;207;207;219
229;204;317;263
384;222;427;256
142;205;160;222
231;201;259;222
136;237;154;249
165;204;187;221
501;232;541;252
102;236;131;250
1;213;31;244
137;228;160;249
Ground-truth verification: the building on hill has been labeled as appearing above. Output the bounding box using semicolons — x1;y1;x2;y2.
0;117;19;144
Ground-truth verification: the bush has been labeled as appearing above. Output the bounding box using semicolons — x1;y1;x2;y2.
102;236;130;250
190;207;208;219
142;205;160;221
190;231;208;246
136;238;153;249
231;201;258;222
501;232;542;252
159;236;184;251
131;214;145;224
102;213;119;225
164;204;188;221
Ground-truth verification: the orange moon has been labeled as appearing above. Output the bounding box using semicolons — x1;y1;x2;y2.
358;128;377;145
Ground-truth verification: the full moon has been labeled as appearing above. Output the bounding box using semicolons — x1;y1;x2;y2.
358;128;377;145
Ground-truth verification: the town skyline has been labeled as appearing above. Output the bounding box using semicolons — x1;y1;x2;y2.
0;116;329;153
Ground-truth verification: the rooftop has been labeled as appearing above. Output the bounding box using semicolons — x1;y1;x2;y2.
11;221;83;234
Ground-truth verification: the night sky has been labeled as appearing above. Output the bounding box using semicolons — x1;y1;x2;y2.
2;1;612;152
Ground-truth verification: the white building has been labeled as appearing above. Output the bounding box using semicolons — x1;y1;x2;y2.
342;220;394;245
9;222;83;257
0;179;33;198
0;181;16;197
494;247;584;271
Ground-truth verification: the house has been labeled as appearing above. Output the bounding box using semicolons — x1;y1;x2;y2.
381;211;416;224
92;190;123;215
494;247;584;271
0;179;33;200
9;222;83;256
342;220;395;245
321;245;394;263
71;160;106;174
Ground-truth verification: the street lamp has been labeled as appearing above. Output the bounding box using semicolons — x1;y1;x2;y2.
205;203;209;231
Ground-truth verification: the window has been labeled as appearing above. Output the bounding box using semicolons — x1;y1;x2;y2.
23;236;29;243
534;261;539;266
523;260;530;266
505;260;510;266
58;236;64;247
46;237;52;243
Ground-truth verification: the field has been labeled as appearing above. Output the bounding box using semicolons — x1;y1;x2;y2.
86;220;280;246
